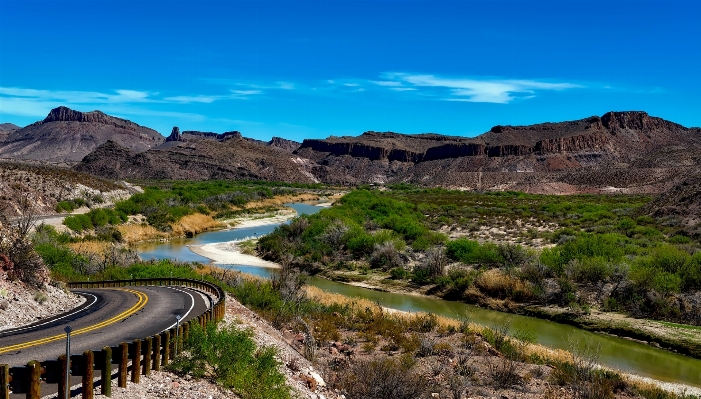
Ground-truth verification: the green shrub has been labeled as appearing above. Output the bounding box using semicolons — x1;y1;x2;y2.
446;238;480;263
390;267;410;279
569;257;614;283
63;208;127;231
169;322;289;399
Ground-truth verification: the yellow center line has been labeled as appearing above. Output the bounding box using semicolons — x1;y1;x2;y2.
0;288;148;354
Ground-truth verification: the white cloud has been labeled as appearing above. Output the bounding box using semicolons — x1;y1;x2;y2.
231;90;263;96
380;73;582;103
0;87;155;104
164;95;220;103
370;80;403;87
390;87;417;92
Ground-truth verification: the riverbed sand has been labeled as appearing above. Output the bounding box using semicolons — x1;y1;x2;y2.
188;240;280;268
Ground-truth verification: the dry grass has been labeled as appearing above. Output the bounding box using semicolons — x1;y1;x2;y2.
117;224;167;243
475;269;535;301
245;193;320;209
68;241;111;256
170;213;223;237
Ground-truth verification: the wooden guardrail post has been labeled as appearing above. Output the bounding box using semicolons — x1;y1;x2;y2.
57;355;67;399
153;335;161;371
183;321;190;341
169;329;177;358
27;360;40;399
143;337;152;376
118;343;128;388
162;331;170;367
177;326;183;356
0;364;9;399
83;350;94;399
101;346;111;397
131;340;141;384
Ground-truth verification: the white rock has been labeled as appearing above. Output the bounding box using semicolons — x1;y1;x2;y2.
310;370;326;387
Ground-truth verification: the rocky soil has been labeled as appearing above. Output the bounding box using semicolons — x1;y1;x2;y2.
0;276;85;332
0;160;130;218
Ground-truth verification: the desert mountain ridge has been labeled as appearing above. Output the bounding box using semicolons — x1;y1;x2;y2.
2;107;700;193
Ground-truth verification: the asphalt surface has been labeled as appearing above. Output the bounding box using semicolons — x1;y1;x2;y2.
0;285;210;367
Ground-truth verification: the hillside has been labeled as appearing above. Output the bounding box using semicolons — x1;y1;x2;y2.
644;174;701;237
0;160;129;217
297;111;701;192
75;138;316;183
0;107;164;162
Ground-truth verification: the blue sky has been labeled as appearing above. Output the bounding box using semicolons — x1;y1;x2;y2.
1;0;699;141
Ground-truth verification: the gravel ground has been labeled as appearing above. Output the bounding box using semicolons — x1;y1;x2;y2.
0;276;84;331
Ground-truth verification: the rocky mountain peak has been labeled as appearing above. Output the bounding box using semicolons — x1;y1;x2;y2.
166;126;182;142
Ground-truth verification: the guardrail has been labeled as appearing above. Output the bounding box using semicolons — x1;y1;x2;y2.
0;278;226;398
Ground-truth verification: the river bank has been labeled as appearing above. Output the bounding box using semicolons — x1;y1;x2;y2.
315;267;701;360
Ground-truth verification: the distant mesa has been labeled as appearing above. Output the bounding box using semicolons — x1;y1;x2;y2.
165;126;243;142
164;126;300;153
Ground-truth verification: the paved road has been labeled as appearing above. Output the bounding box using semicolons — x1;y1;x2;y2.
0;286;210;367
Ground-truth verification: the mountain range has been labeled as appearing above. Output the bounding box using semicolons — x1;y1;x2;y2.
2;106;700;193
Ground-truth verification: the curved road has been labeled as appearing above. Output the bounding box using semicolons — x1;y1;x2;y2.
0;286;210;367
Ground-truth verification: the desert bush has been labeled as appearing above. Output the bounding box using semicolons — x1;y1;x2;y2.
550;338;625;399
489;355;523;388
0;200;48;287
498;243;529;268
334;357;429;399
567;257;614;284
169;322;289;399
370;241;404;270
389;266;410;279
34;292;48;304
519;261;550;288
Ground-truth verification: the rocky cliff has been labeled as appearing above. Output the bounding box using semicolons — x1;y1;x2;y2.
0;107;164;162
166;126;243;142
268;137;301;153
163;127;299;152
297;111;701;190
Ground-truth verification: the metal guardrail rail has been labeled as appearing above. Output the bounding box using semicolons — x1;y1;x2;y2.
0;278;226;398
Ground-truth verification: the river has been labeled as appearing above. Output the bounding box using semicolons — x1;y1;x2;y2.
137;203;701;388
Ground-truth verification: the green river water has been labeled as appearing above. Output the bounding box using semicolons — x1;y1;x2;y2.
137;203;701;388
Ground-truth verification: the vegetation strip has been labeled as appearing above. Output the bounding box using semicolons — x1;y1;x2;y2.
0;288;147;354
